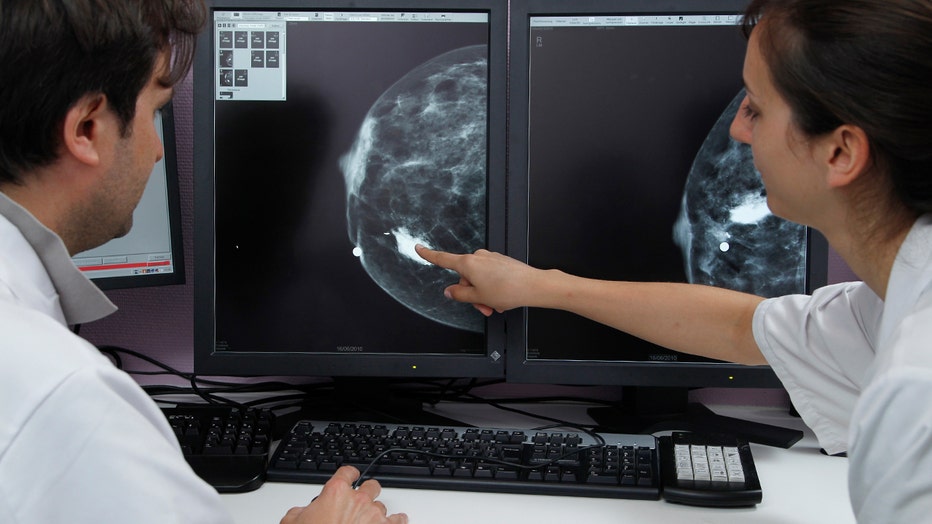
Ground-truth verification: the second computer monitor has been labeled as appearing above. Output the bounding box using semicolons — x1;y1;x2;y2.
71;103;185;290
507;0;828;387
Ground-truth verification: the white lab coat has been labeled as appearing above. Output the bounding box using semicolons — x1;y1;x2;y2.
754;214;932;523
0;193;231;523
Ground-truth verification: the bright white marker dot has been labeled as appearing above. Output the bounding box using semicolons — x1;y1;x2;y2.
720;242;731;253
352;247;363;257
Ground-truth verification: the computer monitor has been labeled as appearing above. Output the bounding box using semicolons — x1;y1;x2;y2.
72;102;185;290
193;0;508;395
507;0;828;442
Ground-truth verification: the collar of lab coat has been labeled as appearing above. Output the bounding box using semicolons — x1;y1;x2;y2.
0;191;116;326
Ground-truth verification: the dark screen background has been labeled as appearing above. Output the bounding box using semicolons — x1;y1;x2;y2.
213;18;488;354
525;23;749;362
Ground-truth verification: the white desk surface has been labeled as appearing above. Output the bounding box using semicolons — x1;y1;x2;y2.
220;402;855;524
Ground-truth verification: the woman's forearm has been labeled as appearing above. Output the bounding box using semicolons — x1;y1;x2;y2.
536;271;768;365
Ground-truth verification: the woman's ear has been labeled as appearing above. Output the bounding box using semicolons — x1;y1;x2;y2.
60;93;110;167
824;124;871;189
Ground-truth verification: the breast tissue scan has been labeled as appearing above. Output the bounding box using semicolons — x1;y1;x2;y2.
523;16;807;363
339;43;489;335
212;11;490;355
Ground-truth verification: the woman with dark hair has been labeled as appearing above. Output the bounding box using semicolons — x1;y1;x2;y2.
418;1;932;521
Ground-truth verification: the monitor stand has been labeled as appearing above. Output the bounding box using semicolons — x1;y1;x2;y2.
291;378;469;428
587;386;803;448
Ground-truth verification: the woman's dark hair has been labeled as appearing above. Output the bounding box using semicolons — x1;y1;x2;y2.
743;0;932;214
0;0;207;184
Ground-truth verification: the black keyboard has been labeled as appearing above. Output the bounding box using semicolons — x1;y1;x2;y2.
162;405;274;493
267;420;660;499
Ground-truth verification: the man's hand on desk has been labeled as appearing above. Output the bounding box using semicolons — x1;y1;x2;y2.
279;466;408;524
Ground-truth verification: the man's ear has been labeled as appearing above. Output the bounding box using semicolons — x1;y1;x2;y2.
824;124;871;189
61;93;110;167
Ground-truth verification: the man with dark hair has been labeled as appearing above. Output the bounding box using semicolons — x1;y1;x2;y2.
0;2;406;522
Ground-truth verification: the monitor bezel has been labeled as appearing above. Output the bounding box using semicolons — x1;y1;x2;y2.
505;0;829;388
84;101;186;291
193;0;508;378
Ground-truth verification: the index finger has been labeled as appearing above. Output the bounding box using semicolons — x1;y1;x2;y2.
415;244;459;270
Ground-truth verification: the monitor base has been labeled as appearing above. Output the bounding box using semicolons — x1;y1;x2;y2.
587;387;803;448
289;378;468;429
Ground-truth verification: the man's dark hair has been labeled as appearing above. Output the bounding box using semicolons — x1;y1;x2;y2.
0;0;206;185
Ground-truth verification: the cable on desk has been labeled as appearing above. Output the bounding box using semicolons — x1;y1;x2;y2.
95;344;311;412
92;344;643;442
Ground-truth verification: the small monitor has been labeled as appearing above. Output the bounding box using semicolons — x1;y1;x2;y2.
507;0;828;395
193;0;507;380
72;102;185;290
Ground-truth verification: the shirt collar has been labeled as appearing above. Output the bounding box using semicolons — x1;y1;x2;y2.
0;191;116;325
877;214;932;347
